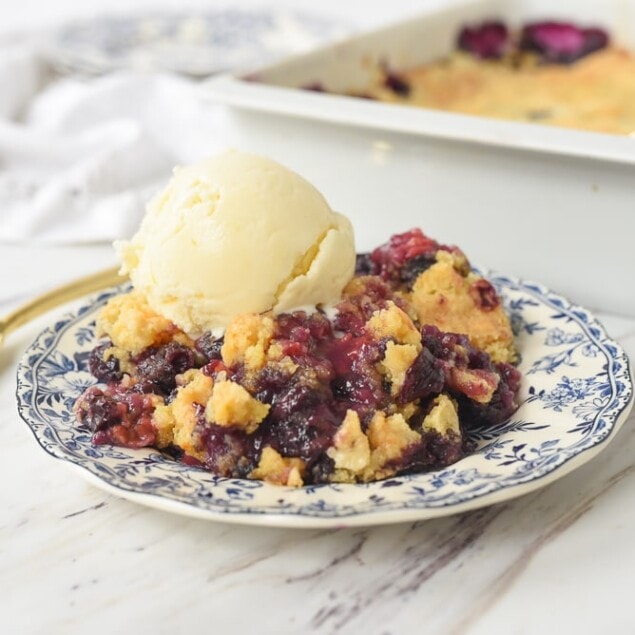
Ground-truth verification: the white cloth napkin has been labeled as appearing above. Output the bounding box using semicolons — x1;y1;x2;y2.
0;4;358;245
0;45;234;244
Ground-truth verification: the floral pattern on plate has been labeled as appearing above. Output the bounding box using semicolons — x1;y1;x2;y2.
16;274;633;527
48;10;350;77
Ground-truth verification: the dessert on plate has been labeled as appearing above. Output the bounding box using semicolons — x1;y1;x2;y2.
320;19;635;136
74;150;521;486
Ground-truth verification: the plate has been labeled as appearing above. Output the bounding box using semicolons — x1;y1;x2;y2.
46;9;350;77
16;275;633;528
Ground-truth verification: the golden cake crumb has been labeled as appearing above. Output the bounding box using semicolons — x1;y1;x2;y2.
206;379;270;433
250;447;305;487
363;48;635;136
266;344;299;372
379;341;419;395
327;410;371;482
342;275;374;298
366;301;422;347
388;401;419;421
450;367;499;404
221;313;275;370
410;253;515;363
168;371;214;461
421;394;460;436
102;345;135;375
98;291;179;355
152;403;176;448
365;411;421;480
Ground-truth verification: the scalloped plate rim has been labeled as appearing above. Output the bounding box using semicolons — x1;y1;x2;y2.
38;408;632;528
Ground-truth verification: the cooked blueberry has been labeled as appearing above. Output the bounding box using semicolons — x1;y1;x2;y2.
270;376;330;419
195;332;224;363
383;70;411;96
459;362;521;426
136;342;197;393
398;347;444;404
470;278;500;311
332;373;383;406
370;229;441;283
458;21;509;59
399;254;436;288
355;253;375;275
88;342;123;382
75;388;122;432
302;82;326;92
274;311;333;345
308;454;336;483
202;424;251;477
520;21;609;63
421;324;468;360
333;278;394;335
263;406;340;461
253;364;295;404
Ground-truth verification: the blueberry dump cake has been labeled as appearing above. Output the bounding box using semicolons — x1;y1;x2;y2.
310;19;635;136
75;229;520;486
74;151;521;486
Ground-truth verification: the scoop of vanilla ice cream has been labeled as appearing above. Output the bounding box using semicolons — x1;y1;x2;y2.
116;150;355;335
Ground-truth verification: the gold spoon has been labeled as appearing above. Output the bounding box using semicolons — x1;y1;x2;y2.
0;266;125;347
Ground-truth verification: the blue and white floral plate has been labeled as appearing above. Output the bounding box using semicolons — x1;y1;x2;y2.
16;275;633;528
47;9;350;77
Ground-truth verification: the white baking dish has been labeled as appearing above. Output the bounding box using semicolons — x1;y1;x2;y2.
202;0;635;316
206;0;635;164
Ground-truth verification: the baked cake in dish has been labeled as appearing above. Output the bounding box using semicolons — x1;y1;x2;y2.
75;228;521;486
319;20;634;136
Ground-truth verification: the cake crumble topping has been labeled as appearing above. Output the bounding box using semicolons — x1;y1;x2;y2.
74;228;521;486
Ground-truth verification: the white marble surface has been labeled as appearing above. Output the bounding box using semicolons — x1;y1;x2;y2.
2;1;635;634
